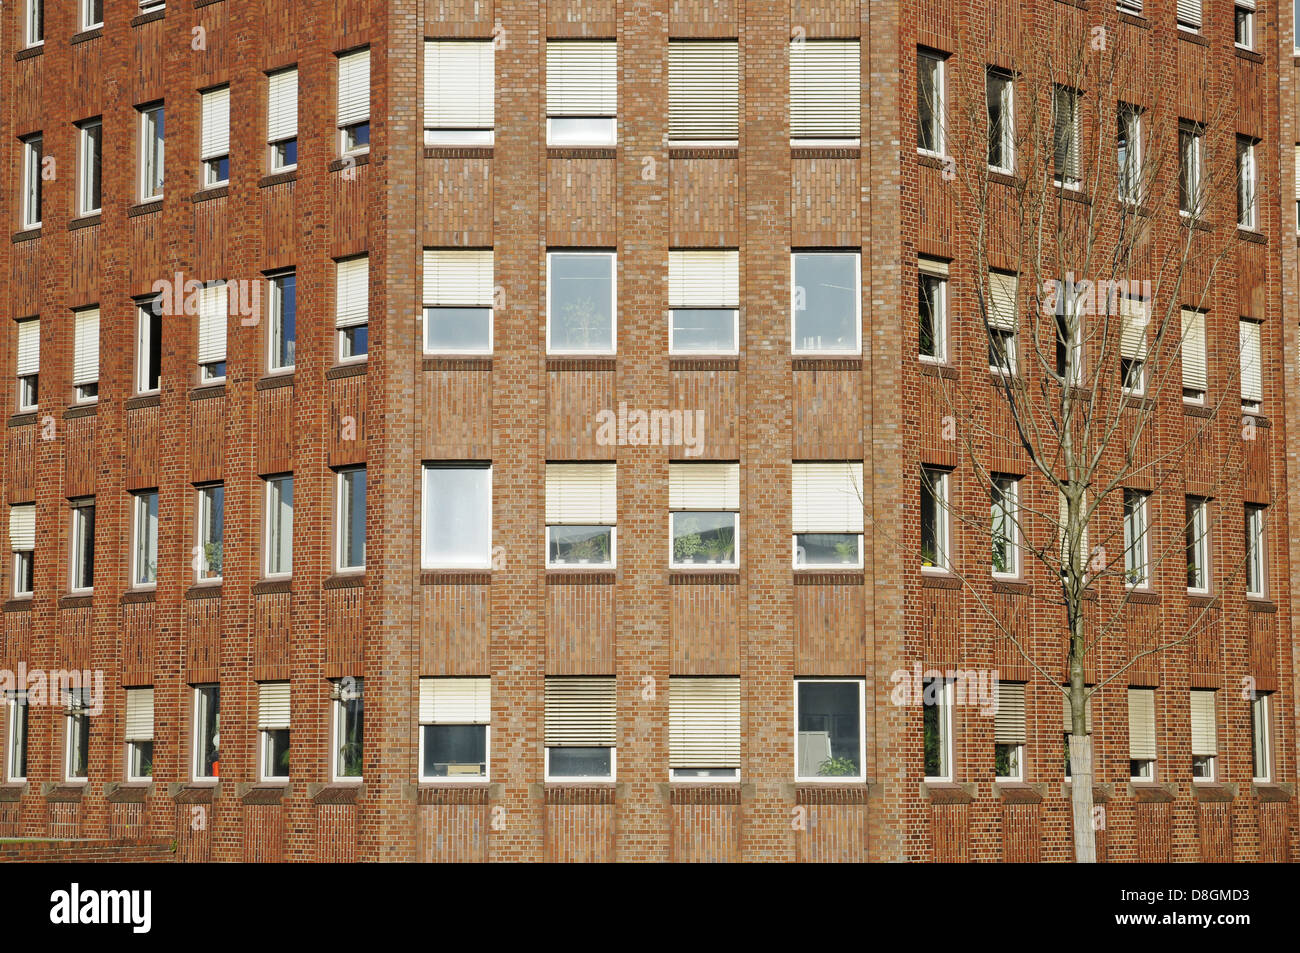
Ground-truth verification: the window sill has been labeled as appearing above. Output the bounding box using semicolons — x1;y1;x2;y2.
0;783;28;801
790;144;859;160
329;153;370;173
239;783;290;804
309;782;363;804
992;781;1046;803
1251;782;1293;802
540;783;618;804
920;571;961;589
919;781;975;803
792;570;863;585
191;185;229;203
421;569;491;585
1182;402;1213;419
424;145;494;159
546;146;617;160
190;382;226;400
131;9;167;27
547;356;617;371
1191;781;1236;802
8;413;37;428
791;356;862;371
68;213;101;231
1118;12;1149;28
71;27;104;45
105;781;153;803
125;393;162;410
42;783;88;800
670;570;740;585
1177;28;1209;47
12;227;42;243
323;573;365;590
1245;598;1276;613
185;584;223;600
64;403;98;419
128;199;163;218
1128;781;1177;802
4;597;34;611
918;360;958;380
991;578;1030;595
255;372;295;391
120;589;156;605
252;578;292;595
1237;227;1266;245
169;782;218;802
326;362;368;380
423;356;493;372
1124;588;1160;605
59;594;94;609
259;170;298;188
668;356;739;372
546;569;616;584
14;45;44;62
1234;47;1264;64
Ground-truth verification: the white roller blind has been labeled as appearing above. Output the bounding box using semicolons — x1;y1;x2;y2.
669;677;740;768
124;688;154;742
9;504;34;552
918;257;949;278
1128;687;1157;761
1190;690;1217;756
196;284;228;364
424;250;494;306
790;40;860;139
425;41;494;129
792;462;864;533
669;41;739;141
546;463;617;525
201;87;231;160
545;677;616;747
1181;308;1207;391
335;256;370;328
72;308;99;386
1239;319;1262;403
994;682;1026;745
1061;690;1094;733
15;319;39;376
546;41;617;116
337;48;371;126
419;677;490;724
258;682;291;730
1177;0;1202;29
1119;296;1149;360
668;251;739;309
669;463;740;511
267;68;299;143
987;272;1018;331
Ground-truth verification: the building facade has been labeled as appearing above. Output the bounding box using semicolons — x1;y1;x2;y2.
0;0;1293;862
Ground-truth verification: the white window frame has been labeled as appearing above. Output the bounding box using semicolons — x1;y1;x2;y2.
421;464;494;570
336;48;372;157
1180;123;1203;218
267;67;299;173
1250;693;1271;782
259;728;290;783
793;678;867;783
192;684;220;783
21;134;42;230
1117;104;1142;205
335;256;370;365
5;695;28;782
418;681;491;783
543;745;617;783
76;119;102;217
124;691;154;783
65;697;89;783
669;511;739;570
24;0;43;48
1245;504;1266;598
1185;497;1210;594
335;467;366;573
917;50;946;158
917;263;948;364
267;270;296;373
194;483;224;583
986;68;1014;174
135;302;162;395
1238;136;1258;231
200;87;231;188
13;551;34;599
139;104;165;201
545;525;617;569
790;251;863;356
331;683;364;783
923;677;955;782
1052;86;1082;190
545;251;618;356
991;475;1020;579
425;40;495;147
68;499;94;593
1235;2;1255;50
1190;690;1217;783
80;0;103;31
920;466;950;573
263;474;293;579
131;489;158;589
15;318;39;413
1122;489;1150;589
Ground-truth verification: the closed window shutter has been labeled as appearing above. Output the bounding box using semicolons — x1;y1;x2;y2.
1061;690;1094;733
1239;319;1262;403
1119;296;1149;360
419;677;490;724
987;272;1018;331
124;688;154;742
9;504;34;552
15;319;40;376
669;41;739;141
258;682;291;730
669;462;740;510
790;40;860;139
1127;688;1157;760
201;87;231;159
335;256;370;328
546;463;617;524
994;682;1026;745
267;68;299;143
546;41;617;117
425;41;494;129
424;250;494;306
1058;491;1090;567
1190;690;1217;757
1177;0;1202;28
668;250;739;308
792;462;864;533
337;48;371;126
545;677;616;746
72;308;99;386
196;284;228;364
669;677;740;768
1181;308;1207;391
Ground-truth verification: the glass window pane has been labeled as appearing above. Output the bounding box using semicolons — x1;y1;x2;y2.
548;525;613;566
263;729;290;778
795;532;859;566
793;253;858;352
424;467;491;566
671;309;735;353
423;724;487;778
341;470;366;569
196;686;220;778
797;681;861;778
671;512;736;566
549;254;614;352
425;307;492;353
548;746;611;778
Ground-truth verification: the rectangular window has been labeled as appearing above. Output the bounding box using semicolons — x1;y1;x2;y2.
795;679;865;781
15;318;39;412
986;68;1013;172
669;41;739;145
987;270;1018;373
267;67;299;172
9;504;34;598
991;475;1020;578
1179;122;1203;217
920;466;950;572
69;498;95;592
792;252;860;355
195;483;224;582
791;40;860;143
131;490;158;587
76;119;102;216
337;48;371;154
791;462;864;568
65;689;89;781
1117;103;1142;204
136;300;162;394
1250;692;1271;781
1239;318;1262;412
923;677;953;781
1052;86;1081;188
1237;137;1257;230
1190;689;1217;781
258;682;291;781
1245;504;1266;598
24;0;43;46
419;677;490;780
422;464;493;569
331;679;364;780
425;40;494;146
994;682;1026;780
670;463;739;569
1177;0;1203;31
267;271;296;371
336;467;366;572
21;134;42;229
264;475;293;578
546;463;616;568
1128;687;1157;780
1234;1;1254;48
916;50;945;155
81;0;103;31
1119;294;1148;395
5;694;28;782
200;86;231;187
1122;489;1150;588
546;41;617;146
124;688;154;781
1186;496;1209;593
423;250;493;354
139;104;165;201
72;307;99;403
918;258;948;362
335;255;369;361
544;677;616;780
669;677;740;780
1181;308;1207;403
193;685;220;780
669;250;739;355
197;283;228;382
546;251;616;355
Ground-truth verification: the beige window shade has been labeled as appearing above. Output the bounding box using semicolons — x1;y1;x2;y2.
669;463;739;511
669;41;739;141
258;682;291;731
994;682;1026;745
1181;309;1207;392
1061;689;1094;733
196;285;228;365
790;40;860;139
1177;0;1202;28
267;68;299;143
1190;689;1217;757
1239;319;1262;403
668;250;739;309
72;308;100;386
200;87;230;159
987;271;1017;331
792;462;864;534
918;257;949;278
337;48;371;126
335;256;370;328
424;250;494;307
15;319;40;376
1058;491;1090;568
9;504;34;552
1128;687;1157;761
546;41;617;116
124;688;154;742
425;41;494;129
545;677;616;747
669;677;740;768
419;677;490;724
1119;296;1149;360
546;463;617;525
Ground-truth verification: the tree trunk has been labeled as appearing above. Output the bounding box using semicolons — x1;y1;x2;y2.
1069;733;1097;863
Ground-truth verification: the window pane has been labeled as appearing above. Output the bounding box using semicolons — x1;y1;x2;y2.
340;470;366;569
549;254;614;352
135;492;158;585
923;678;948;778
424;467;491;566
671;511;736;566
196;687;219;778
263;729;290;778
548;525;613;566
793;253;858;352
795;532;859;566
271;274;296;368
423;724;487;778
200;486;224;579
548;746;611;778
670;309;735;353
425;307;491;352
797;681;861;778
268;477;293;575
918;275;942;359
